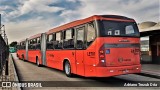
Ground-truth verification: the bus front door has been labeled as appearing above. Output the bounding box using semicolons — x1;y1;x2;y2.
75;50;84;76
75;26;85;76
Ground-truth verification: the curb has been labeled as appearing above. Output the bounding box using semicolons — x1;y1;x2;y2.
11;54;22;90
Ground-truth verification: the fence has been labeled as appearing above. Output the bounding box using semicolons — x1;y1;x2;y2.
0;35;9;75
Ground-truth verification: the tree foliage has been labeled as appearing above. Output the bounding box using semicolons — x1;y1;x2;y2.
9;41;17;47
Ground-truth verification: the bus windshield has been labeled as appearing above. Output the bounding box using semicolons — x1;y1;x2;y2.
101;20;140;37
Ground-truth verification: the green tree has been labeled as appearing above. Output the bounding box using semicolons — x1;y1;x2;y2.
9;41;17;47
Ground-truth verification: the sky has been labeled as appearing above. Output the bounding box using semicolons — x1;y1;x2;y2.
0;0;159;43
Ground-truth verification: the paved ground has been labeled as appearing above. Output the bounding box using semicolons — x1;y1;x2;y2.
141;64;160;77
11;53;160;90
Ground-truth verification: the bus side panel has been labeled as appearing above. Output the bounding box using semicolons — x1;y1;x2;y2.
46;50;62;70
16;51;20;58
28;50;36;63
46;50;76;74
23;51;26;60
50;50;60;69
60;50;76;74
20;50;25;59
28;50;33;62
84;40;97;77
46;50;55;68
35;50;42;63
17;50;25;59
16;50;20;58
28;50;41;63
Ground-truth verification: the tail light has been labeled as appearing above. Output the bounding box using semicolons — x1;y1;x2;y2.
98;45;106;67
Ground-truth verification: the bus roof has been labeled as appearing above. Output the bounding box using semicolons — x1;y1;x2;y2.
46;15;135;34
18;15;135;42
19;33;42;42
19;39;26;42
28;33;42;40
46;15;97;34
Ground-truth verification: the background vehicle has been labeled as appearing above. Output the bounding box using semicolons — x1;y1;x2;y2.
9;47;17;53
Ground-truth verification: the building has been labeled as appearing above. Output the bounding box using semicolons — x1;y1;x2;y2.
138;21;160;64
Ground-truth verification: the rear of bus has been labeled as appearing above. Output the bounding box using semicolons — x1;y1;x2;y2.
95;15;141;77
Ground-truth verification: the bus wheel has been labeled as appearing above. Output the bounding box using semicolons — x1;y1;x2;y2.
36;57;40;67
16;54;19;58
64;61;72;77
22;55;25;61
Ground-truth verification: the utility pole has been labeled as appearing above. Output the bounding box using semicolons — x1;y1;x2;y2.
0;14;1;36
0;14;1;29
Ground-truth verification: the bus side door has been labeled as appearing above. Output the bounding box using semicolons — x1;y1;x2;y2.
75;26;85;76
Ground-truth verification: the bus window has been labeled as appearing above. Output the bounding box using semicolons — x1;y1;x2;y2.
37;38;39;43
30;40;32;44
56;32;61;41
76;27;84;49
28;40;30;49
28;41;30;44
23;41;26;50
35;38;40;50
54;32;62;49
34;39;37;44
20;42;22;49
30;39;36;50
37;38;41;49
126;25;135;34
66;29;72;39
63;29;74;49
47;34;54;49
101;21;139;37
47;34;53;42
87;22;96;46
29;40;33;50
20;42;23;49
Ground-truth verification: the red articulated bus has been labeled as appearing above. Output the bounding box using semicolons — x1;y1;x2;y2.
17;15;141;77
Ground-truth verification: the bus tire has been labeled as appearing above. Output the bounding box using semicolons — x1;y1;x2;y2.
64;61;72;77
36;57;41;67
16;54;19;58
22;55;25;61
17;54;20;60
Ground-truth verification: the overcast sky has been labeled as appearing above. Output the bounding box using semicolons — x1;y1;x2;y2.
0;0;159;43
